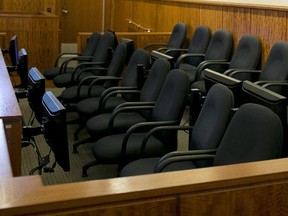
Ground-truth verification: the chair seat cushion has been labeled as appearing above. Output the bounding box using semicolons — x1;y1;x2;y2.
92;133;167;163
44;67;75;80
60;85;106;104
179;63;197;83
86;112;148;138
190;80;206;95
53;71;103;88
76;96;128;117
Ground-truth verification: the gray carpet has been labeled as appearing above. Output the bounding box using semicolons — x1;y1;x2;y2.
20;88;189;185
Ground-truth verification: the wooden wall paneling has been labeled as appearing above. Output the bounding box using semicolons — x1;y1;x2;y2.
42;0;57;14
250;9;287;64
0;0;43;13
111;0;134;32
222;7;252;49
200;5;223;33
27;17;59;73
163;2;201;40
180;179;288;216
0;13;59;74
51;197;177;216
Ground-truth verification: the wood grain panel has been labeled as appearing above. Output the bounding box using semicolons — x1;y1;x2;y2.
200;5;223;32
251;9;287;64
180;181;288;216
0;13;59;73
0;0;42;12
222;7;252;47
52;197;177;216
163;2;201;39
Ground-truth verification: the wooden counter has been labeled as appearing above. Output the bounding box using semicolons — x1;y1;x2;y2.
2;158;288;215
0;50;22;177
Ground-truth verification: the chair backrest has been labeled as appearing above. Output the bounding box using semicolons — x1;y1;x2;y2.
186;26;211;66
260;41;288;81
213;103;283;166
104;43;127;88
92;31;116;63
229;35;261;70
258;41;288;95
204;29;233;62
151;69;189;146
167;22;187;49
190;84;234;151
139;59;171;118
82;32;101;56
121;48;151;101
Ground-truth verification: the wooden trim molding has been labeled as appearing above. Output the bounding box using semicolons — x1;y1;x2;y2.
164;0;288;11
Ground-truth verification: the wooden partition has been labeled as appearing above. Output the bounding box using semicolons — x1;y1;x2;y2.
0;51;22;176
2;158;288;215
0;11;59;76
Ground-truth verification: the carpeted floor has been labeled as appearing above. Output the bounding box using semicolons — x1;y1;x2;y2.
19;88;189;185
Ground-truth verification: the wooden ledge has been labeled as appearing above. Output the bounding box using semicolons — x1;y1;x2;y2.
164;0;288;11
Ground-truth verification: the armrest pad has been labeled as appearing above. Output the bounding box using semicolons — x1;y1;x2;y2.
176;53;205;68
154;154;215;173
121;120;178;157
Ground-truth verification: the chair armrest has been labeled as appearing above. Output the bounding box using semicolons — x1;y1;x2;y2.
229;69;262;77
175;53;206;68
154;154;215;173
59;56;94;74
158;148;217;164
195;60;230;80
121;120;178;157
143;43;167;50
165;48;188;56
76;74;115;98
72;67;109;83
54;52;82;67
255;80;288;86
114;101;156;111
99;86;138;112
140;125;192;156
108;105;155;132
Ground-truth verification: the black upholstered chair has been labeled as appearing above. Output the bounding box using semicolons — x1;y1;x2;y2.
58;42;127;105
44;31;101;80
120;103;283;176
73;58;170;152
204;41;288;103
176;29;232;84
52;31;116;88
191;35;262;95
144;22;187;59
81;69;190;177
170;25;211;71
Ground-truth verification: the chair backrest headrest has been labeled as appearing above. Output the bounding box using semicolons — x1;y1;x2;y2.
82;31;101;56
152;69;189;122
260;41;288;81
190;84;234;150
167;22;187;49
205;29;233;61
105;43;127;88
229;35;262;70
213;103;283;166
186;26;211;66
140;58;171;102
121;48;151;101
92;31;116;63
